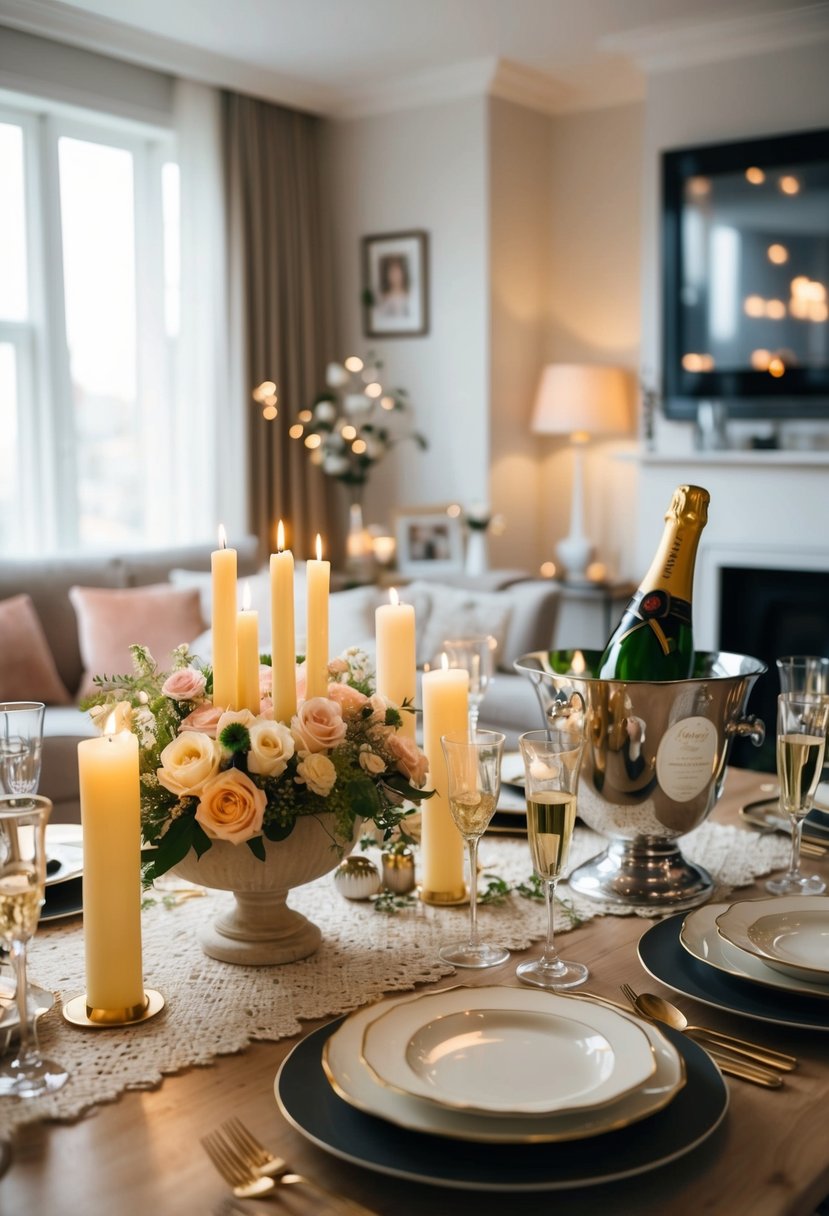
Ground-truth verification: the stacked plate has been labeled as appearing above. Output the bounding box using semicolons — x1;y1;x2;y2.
638;896;829;1032
275;985;729;1191
42;824;84;923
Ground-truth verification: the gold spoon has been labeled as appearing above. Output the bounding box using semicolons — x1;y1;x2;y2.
621;986;796;1071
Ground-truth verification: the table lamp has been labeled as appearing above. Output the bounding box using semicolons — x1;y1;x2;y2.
531;363;632;582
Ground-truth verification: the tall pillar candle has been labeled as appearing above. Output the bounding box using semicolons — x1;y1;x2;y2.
236;583;260;714
77;728;145;1018
211;529;237;710
375;589;416;738
421;667;468;901
305;535;330;700
270;521;297;723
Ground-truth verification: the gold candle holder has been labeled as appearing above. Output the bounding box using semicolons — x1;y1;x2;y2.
418;883;468;906
62;989;165;1029
382;846;417;894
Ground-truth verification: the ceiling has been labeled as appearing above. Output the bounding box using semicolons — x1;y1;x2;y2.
1;0;827;116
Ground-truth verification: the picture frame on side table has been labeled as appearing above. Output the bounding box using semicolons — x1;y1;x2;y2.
362;230;429;338
394;505;463;577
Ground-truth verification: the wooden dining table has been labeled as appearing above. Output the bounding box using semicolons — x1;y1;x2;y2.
3;767;829;1216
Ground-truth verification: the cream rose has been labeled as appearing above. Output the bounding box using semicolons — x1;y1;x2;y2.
295;752;337;797
247;720;295;778
195;768;266;843
161;668;206;702
291;697;347;754
90;699;133;735
157;731;221;797
386;732;429;787
358;745;386;776
178;702;224;738
326;682;369;713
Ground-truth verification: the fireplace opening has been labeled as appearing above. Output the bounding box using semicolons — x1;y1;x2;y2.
719;566;829;771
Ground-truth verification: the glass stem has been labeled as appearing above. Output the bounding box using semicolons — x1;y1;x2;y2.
467;836;480;949
788;813;805;878
468;705;480;736
11;937;34;1062
541;878;560;968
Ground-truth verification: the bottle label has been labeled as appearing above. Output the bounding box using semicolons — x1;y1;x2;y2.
616;589;691;656
655;716;718;802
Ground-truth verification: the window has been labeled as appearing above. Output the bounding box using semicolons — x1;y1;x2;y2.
0;100;180;554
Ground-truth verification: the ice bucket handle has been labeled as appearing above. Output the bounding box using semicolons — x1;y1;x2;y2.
726;714;765;748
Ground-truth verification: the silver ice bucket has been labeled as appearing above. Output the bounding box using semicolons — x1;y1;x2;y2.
514;650;766;909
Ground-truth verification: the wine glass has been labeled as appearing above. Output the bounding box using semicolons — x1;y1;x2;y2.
517;726;587;989
440;636;495;734
766;692;829;897
0;795;69;1097
0;702;46;795
438;730;509;969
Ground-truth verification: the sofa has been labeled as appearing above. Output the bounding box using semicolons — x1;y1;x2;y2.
0;542;558;823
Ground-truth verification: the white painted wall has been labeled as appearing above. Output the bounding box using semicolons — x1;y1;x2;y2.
323;98;489;536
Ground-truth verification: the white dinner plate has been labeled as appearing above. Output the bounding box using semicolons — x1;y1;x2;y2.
323;986;683;1144
715;897;829;984
361;985;655;1117
45;824;83;887
0;972;55;1032
680;903;829;1000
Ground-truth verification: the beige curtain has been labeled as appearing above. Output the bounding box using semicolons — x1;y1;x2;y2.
222;91;337;559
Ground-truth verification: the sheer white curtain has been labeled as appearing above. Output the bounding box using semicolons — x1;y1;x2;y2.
172;79;246;544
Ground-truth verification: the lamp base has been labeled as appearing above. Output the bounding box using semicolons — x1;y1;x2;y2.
555;535;593;582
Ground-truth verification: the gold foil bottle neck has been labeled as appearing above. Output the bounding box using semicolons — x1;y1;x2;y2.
665;484;709;528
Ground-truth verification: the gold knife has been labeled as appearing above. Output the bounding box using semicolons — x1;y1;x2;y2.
707;1048;782;1088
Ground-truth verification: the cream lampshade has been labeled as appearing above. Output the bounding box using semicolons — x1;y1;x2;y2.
531;364;632;581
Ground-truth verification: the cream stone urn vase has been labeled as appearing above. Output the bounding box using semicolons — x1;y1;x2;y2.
172;812;357;966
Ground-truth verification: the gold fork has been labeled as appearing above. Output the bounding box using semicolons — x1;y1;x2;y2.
202;1120;381;1215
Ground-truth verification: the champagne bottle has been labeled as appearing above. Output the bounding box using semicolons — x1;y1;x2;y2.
598;484;710;681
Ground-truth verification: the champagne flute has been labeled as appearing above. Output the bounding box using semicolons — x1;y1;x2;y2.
0;702;46;795
766;692;829;897
440;636;495;735
0;795;69;1097
438;730;509;969
777;657;829;805
517;726;587;989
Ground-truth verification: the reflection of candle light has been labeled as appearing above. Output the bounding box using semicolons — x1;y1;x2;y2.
571;650;587;675
767;243;788;264
779;175;800;195
745;166;765;185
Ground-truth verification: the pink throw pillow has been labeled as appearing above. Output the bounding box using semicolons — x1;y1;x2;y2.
69;584;205;699
0;594;72;705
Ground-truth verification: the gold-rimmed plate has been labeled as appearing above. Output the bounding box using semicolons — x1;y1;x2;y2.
715;896;829;985
360;986;656;1118
321;986;682;1144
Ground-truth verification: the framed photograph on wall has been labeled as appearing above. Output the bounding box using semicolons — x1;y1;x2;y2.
394;504;463;577
362;230;429;338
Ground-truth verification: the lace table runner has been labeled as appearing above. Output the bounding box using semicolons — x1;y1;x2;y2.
1;820;790;1139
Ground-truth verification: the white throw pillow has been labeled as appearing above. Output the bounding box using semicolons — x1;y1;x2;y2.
414;583;513;668
170;565;307;625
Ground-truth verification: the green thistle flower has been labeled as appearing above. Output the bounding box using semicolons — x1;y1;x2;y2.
219;723;251;754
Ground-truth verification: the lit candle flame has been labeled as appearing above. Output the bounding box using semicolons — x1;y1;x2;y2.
315;534;323;561
440;652;449;671
242;581;251;611
389;587;399;607
277;519;285;553
218;524;227;550
104;711;118;736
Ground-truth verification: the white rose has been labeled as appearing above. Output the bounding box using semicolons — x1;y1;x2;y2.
295;753;337;797
157;731;222;797
247;720;295;778
359;745;386;776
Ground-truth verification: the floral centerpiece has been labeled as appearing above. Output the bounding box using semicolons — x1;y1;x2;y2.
84;644;431;888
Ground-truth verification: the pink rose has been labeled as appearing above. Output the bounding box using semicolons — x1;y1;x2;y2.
386;732;429;787
195;768;266;844
326;682;369;713
162;668;207;702
294;662;307;703
291;697;347;754
258;664;273;697
179;703;224;738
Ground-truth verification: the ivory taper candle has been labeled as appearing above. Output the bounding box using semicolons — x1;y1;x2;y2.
375;588;416;738
421;666;468;901
77;724;145;1018
270;521;297;723
305;534;330;700
211;526;237;710
236;582;260;714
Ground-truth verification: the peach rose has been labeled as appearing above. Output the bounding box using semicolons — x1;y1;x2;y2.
195;768;266;844
157;731;221;797
161;668;206;702
247;719;295;778
258;664;273;697
178;703;224;738
291;697;347;754
386;732;429;787
326;682;369;713
294;662;307;703
295;752;337;797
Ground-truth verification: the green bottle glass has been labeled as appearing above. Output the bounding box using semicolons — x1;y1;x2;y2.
598;485;710;681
